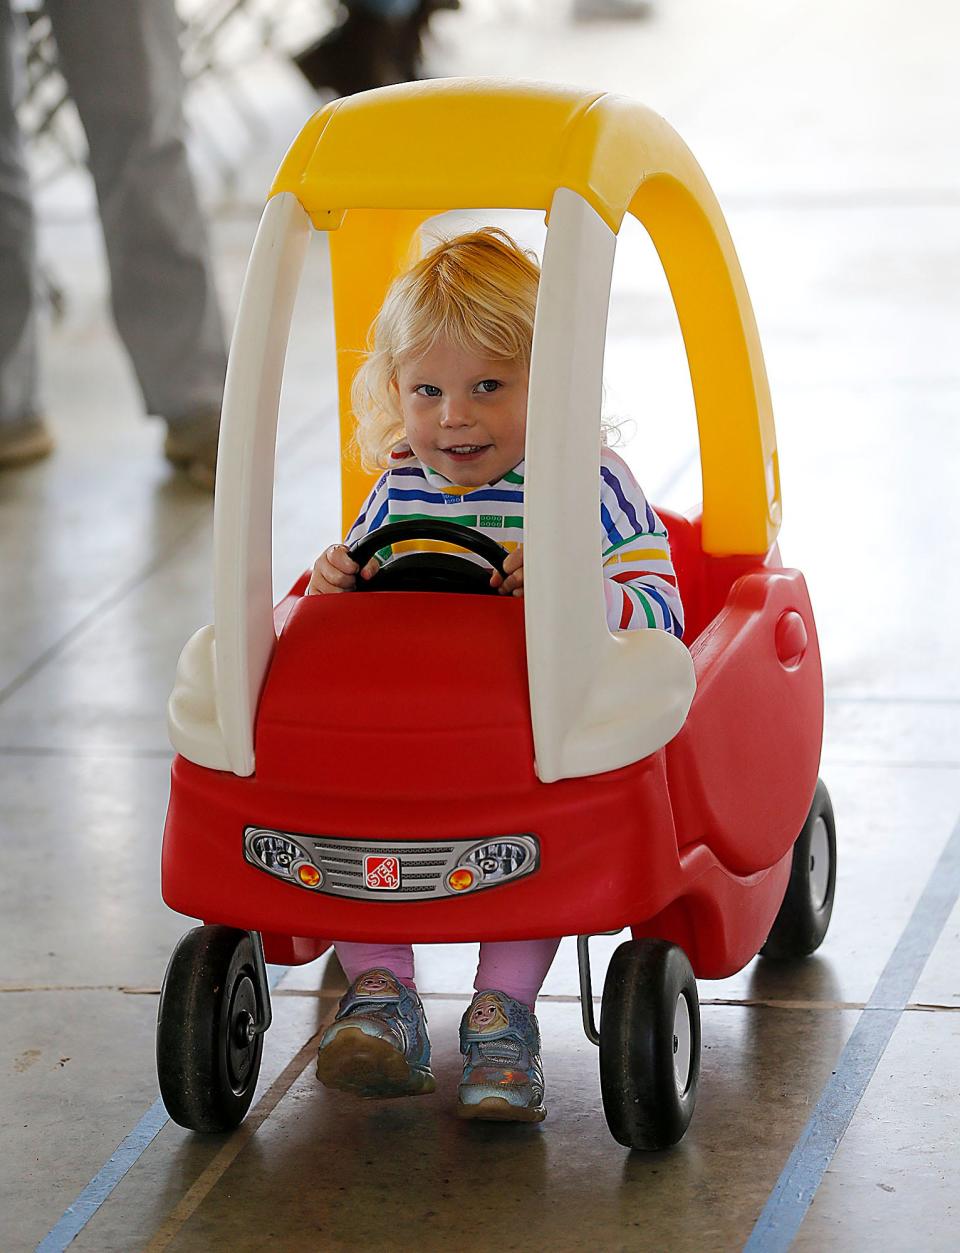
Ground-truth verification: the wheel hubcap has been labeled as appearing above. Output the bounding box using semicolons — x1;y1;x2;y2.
808;816;831;911
226;973;259;1092
672;993;692;1094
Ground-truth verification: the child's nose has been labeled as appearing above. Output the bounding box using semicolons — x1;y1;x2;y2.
440;399;474;427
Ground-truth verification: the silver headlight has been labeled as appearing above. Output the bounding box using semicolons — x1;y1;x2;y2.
445;836;540;894
463;839;537;881
248;833;302;877
245;831;325;890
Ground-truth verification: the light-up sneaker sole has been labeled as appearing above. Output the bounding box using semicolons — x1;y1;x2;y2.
456;1093;546;1122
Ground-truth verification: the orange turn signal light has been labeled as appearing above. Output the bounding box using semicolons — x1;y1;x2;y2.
297;864;322;887
447;868;476;892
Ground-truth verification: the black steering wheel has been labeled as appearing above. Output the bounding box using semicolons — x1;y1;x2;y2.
346;519;509;594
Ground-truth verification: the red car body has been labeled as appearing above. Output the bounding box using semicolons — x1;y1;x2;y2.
161;507;823;977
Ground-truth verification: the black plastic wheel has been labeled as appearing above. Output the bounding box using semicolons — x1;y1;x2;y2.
598;938;701;1150
761;778;837;960
157;925;264;1132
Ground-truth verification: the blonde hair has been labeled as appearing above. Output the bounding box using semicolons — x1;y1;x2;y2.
351;228;540;470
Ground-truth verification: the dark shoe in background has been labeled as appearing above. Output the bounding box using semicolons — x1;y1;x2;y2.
163;410;220;492
292;0;460;97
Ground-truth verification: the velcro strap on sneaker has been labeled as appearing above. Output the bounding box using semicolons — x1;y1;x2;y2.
460;990;541;1051
338;968;406;1017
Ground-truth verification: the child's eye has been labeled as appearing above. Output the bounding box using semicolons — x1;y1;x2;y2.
475;379;500;394
415;384;442;398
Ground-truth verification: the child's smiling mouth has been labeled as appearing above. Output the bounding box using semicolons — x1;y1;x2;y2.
440;444;492;460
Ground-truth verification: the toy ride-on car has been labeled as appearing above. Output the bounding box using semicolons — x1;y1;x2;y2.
156;80;836;1149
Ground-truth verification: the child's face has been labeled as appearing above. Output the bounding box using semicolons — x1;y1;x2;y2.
394;337;528;486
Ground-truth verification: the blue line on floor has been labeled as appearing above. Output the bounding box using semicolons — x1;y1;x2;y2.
35;964;288;1253
744;811;960;1253
35;1099;170;1253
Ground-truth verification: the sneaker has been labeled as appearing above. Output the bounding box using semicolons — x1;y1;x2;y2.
457;990;546;1122
316;969;435;1098
163;410;220;491
0;416;54;468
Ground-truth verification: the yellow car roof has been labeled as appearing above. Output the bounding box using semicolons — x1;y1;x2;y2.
273;78;695;231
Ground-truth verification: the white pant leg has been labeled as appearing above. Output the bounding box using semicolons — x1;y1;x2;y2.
45;0;227;421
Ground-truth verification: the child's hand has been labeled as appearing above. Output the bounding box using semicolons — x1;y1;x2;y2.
490;545;524;597
306;544;378;594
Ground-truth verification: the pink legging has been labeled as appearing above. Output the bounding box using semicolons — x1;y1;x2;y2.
335;939;561;1009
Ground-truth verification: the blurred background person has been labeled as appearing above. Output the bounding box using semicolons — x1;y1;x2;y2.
0;0;227;488
292;0;460;97
289;1;651;102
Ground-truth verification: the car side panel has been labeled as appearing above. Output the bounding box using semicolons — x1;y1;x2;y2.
665;568;823;875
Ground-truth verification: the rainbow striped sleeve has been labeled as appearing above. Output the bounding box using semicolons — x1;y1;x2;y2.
600;448;684;638
344;471;390;548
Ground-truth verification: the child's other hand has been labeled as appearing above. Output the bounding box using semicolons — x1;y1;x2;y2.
490;545;524;597
307;544;378;594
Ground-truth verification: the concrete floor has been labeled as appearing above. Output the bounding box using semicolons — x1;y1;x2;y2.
3;1;959;1250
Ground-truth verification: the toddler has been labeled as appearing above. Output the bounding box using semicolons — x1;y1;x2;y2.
310;228;683;1122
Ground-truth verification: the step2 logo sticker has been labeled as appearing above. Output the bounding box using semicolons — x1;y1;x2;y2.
364;855;401;891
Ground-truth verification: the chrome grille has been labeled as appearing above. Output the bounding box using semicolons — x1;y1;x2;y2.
307;837;456;899
243;827;538;900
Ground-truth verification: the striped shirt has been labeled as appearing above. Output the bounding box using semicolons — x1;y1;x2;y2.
344;443;684;637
